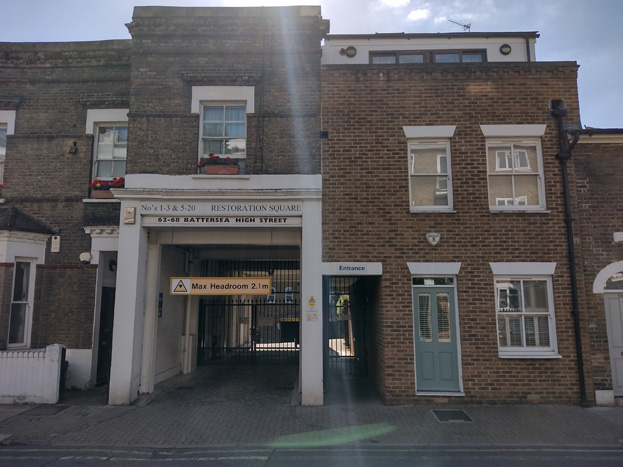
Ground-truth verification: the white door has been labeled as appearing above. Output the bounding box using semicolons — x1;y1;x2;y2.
605;293;623;396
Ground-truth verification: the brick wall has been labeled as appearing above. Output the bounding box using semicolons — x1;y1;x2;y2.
126;6;326;175
321;61;592;404
575;141;623;392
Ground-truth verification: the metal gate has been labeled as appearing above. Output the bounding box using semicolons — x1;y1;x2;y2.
325;276;369;376
197;259;300;365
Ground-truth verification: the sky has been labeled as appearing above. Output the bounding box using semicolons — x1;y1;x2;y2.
1;0;621;128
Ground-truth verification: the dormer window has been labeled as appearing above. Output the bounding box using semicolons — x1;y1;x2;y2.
370;49;486;64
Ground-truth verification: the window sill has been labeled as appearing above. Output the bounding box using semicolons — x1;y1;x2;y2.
193;174;250;179
498;352;561;359
489;209;550;214
82;198;121;203
410;209;456;214
417;391;465;397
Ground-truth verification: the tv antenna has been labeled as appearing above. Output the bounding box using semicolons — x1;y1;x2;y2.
448;19;471;32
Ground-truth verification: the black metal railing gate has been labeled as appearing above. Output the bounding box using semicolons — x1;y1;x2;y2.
197;259;300;365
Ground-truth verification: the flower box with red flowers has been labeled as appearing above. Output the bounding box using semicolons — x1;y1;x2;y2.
198;154;239;175
88;177;125;199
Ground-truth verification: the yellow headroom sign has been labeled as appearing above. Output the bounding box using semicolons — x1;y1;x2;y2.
170;277;272;296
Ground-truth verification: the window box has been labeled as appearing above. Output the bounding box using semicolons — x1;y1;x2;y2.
203;165;239;175
91;190;115;199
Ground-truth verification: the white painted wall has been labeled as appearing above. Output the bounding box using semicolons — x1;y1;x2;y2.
0;344;64;404
155;246;186;384
65;349;93;389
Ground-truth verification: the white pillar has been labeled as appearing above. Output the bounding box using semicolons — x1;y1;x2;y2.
300;198;323;406
140;238;161;394
108;213;148;405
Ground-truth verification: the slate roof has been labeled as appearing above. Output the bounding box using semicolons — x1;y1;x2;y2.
0;206;55;234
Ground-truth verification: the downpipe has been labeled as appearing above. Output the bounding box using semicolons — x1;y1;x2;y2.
552;105;587;407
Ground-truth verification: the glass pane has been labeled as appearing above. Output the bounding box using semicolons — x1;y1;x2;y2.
225;106;246;121
605;272;623;290
410;146;447;174
371;55;396;64
435;53;460;63
513;144;538;173
497;280;521;311
399;54;424;63
203;106;223;121
112;161;126;178
514;175;540;206
204;122;224;137
225;138;246;155
498;315;523;347
524;315;550;347
0;128;6;156
437;293;451;342
489;175;513;205
413;277;454;286
8;303;27;344
463;53;483;62
523;280;549;312
115;126;128;143
13;262;30;301
411;176;448;206
96;160;113;178
203;139;223;155
225;122;245;138
418;294;432;342
489;144;512;172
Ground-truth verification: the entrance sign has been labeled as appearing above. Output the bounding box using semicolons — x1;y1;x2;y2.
170;277;272;296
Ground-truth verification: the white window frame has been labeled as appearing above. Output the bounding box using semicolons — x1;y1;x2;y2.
0;110;17;189
481;125;547;212
86;109;129;182
7;257;37;349
404;126;456;213
192;86;254;165
200;102;247;159
490;262;559;358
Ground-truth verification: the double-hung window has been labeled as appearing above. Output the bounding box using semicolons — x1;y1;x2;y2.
201;104;246;158
0;110;16;189
8;259;36;348
86;109;128;190
94;125;127;179
192;86;254;173
490;263;559;358
404;126;455;212
482;125;547;211
0;125;6;186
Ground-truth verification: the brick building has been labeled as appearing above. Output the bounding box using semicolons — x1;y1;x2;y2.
0;6;622;406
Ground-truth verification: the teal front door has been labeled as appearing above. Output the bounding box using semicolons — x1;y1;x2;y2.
413;286;460;392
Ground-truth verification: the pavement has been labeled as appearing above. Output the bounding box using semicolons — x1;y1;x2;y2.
1;362;623;450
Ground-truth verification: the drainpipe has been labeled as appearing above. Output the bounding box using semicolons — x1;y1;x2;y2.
551;101;587;407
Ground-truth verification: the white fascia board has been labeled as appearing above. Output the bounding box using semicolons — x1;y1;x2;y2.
85;109;129;134
191;86;255;114
407;262;461;275
480;124;546;138
489;262;556;276
403;126;456;139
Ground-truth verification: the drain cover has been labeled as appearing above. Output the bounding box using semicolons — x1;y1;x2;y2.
23;406;69;416
432;409;472;422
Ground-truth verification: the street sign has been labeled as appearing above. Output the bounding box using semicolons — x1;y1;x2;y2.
170;277;272;296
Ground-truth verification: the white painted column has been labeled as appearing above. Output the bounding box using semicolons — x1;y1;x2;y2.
139;237;161;394
300;198;323;406
108;212;149;405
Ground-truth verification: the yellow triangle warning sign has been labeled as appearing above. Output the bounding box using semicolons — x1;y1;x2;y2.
308;296;316;306
174;280;188;293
